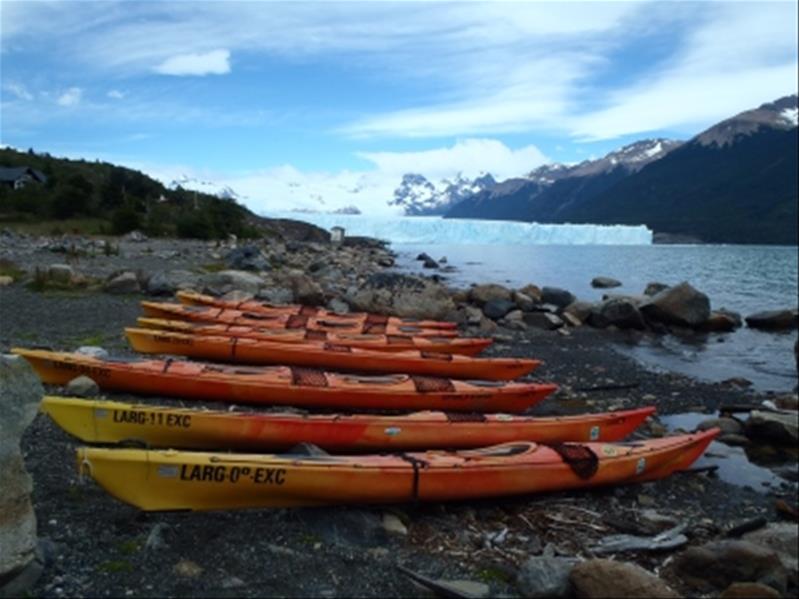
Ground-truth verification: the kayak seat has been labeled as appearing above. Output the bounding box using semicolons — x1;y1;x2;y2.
412;376;455;394
290;367;329;388
305;330;328;341
550;443;599;479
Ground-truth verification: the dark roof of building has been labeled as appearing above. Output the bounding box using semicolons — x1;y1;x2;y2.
0;166;47;183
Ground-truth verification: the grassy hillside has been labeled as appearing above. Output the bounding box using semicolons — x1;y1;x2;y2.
0;148;259;239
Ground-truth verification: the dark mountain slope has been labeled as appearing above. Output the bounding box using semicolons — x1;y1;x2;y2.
565;126;798;244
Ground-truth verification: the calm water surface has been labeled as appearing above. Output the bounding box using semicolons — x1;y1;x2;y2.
394;244;798;392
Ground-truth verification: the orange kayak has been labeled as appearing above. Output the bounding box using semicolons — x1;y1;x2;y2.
14;349;557;413
141;302;460;338
137;318;492;356
75;430;719;510
176;290;458;330
44;396;656;451
125;327;538;381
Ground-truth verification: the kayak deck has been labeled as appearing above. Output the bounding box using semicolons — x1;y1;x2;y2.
43;396;656;451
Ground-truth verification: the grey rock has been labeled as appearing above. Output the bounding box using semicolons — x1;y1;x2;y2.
326;298;350;314
702;309;744;332
483;299;516;320
46;264;73;284
644;282;670;296
298;509;388;548
671;540;788;593
512;291;537;312
226;245;269;271
381;513;407;536
517;555;577;598
201;270;264;295
563;301;594;323
422;258;439;269
541;287;576;309
103;271;140;294
720;582;781;598
588;298;646;330
591;276;622;289
144;523;168;552
0;355;43;580
146;270;199;296
257;286;294;305
742;523;798;575
347;273;455;321
469;284;512;306
698;417;744;435
518;284;542;302
523;312;564;330
745;410;798;445
123;230;147;242
65;375;99;398
639;281;711;328
571;559;678;598
285;274;324;306
745;309;798;331
75;346;108;359
435;580;490;598
0;275;13;287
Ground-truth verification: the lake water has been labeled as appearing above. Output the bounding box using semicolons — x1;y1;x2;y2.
393;244;798;392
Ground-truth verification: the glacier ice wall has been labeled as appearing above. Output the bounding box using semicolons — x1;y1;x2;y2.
266;213;653;245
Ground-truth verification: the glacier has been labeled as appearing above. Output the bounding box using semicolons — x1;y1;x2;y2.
266;213;653;245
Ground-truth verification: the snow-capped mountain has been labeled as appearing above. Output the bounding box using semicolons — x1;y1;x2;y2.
389;172;497;215
168;175;241;201
697;94;798;147
526;138;682;184
447;138;681;220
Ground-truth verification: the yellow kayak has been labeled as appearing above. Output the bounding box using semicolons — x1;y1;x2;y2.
75;430;718;511
41;396;656;451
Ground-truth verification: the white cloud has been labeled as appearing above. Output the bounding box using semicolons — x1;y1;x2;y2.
359;139;548;181
107;89;126;99
56;87;82;107
139;138;548;216
154;49;230;76
4;82;33;101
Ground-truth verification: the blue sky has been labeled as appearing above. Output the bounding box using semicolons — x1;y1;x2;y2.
1;0;797;214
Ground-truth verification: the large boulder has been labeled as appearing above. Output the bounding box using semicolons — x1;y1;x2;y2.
541;287;576;309
469;284;512;306
563;301;595;324
347;273;455;321
742;523;798;578
0;355;44;592
588;298;646;330
670;540;788;593
284;273;324;306
643;282;669;296
745;410;798;445
745;309;798;331
523;312;564;330
639;281;710;328
146;270;200;296
483;299;516;321
570;559;678;598
200;270;264;296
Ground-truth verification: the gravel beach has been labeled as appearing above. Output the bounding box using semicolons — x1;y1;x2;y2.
1;233;797;598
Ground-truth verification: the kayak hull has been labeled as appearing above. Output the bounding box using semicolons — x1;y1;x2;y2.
138;318;492;356
125;327;538;381
141;302;459;338
75;430;719;511
176;290;458;330
15;349;557;413
42;396;656;451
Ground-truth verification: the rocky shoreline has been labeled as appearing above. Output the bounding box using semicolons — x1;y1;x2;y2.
0;225;797;598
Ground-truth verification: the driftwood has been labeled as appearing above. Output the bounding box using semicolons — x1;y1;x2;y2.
591;524;688;554
396;565;481;599
724;517;767;538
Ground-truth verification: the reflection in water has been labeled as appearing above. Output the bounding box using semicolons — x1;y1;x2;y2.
660;412;797;493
